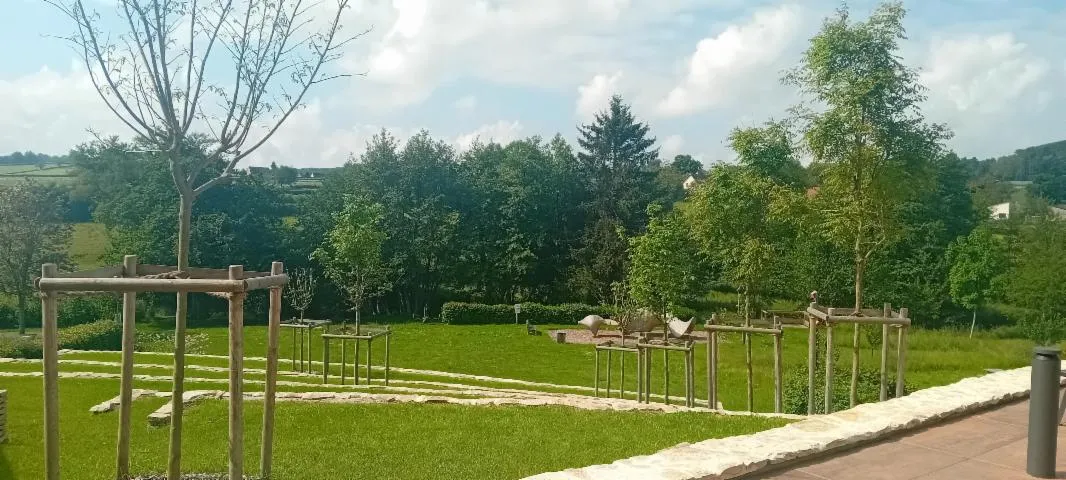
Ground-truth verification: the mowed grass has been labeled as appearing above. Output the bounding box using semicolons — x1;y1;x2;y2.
68;223;109;270
126;322;1042;411
0;376;786;480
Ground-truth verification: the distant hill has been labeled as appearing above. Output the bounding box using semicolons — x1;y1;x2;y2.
966;139;1066;205
0;151;68;166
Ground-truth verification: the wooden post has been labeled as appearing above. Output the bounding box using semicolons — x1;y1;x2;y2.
41;263;60;480
850;320;860;408
260;261;283;479
807;306;816;416
744;331;753;412
619;349;625;399
709;314;718;409
366;337;373;384
353;336;360;385
322;337;329;384
773;330;783;414
606;348;613;398
825;310;835;414
227;265;246;480
594;348;600;397
307;324;314;374
116;255;138;480
686;345;694;408
390;324;394;388
299;326;305;372
880;303;890;402
663;348;669;406
291;327;297;370
896;308;908;398
636;347;642;401
340;338;347;385
644;346;651;404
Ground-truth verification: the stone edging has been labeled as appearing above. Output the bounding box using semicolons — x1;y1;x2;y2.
524;362;1057;480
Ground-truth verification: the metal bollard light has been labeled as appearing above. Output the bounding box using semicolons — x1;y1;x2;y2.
1027;346;1061;479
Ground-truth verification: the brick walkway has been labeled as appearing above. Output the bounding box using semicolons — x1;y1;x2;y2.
755;398;1066;479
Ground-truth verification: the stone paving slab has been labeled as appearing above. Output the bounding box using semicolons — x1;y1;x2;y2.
524;362;1063;480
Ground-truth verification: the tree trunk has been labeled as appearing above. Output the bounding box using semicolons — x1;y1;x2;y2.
16;290;27;336
851;256;865;408
168;191;193;479
969;309;977;338
355;303;361;335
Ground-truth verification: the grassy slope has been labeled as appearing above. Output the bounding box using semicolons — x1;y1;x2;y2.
133;323;1043;411
0;376;785;479
68;223;109;270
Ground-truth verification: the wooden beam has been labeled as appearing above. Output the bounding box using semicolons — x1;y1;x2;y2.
705;325;783;335
806;304;829;320
137;264;272;279
880;303;890;402
57;264;123;279
826;315;911;326
38;277;245;293
243;274;289;292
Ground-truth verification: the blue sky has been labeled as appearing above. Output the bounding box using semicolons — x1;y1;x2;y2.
2;0;1065;167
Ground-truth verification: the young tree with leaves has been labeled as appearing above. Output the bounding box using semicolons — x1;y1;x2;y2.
947;226;1008;337
313;196;390;333
0;181;72;335
627;205;700;340
788;2;950;404
681;166;793;323
287;268;318;321
49;1;359;467
1007;219;1066;345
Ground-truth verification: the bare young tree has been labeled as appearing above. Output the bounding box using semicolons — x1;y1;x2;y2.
287;268;317;320
46;0;362;476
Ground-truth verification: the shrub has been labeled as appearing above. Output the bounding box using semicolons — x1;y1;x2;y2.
58;319;123;351
782;340;914;415
0;335;43;359
441;302;613;325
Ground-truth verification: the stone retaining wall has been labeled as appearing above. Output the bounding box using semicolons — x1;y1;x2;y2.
525;363;1058;480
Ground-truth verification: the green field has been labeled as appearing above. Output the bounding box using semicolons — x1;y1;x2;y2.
0;164;75;186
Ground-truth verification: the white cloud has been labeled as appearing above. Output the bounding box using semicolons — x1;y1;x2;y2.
454;120;525;152
919;32;1065;157
454;95;478;113
576;72;624;120
0;63;127;155
661;134;685;159
344;0;710;110
656;4;806;117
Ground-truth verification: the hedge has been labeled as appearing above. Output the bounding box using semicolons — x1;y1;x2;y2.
0;296;119;329
441;302;613;325
0;319;122;359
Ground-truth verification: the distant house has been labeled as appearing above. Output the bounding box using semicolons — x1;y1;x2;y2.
805;186;820;198
682;175;698;190
989;202;1011;220
1051;206;1066;220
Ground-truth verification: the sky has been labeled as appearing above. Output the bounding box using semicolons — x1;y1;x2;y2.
1;0;1065;168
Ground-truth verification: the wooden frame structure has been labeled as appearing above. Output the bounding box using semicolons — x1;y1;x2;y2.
806;302;910;414
281;319;332;373
705;313;785;413
593;338;696;407
35;256;288;480
594;341;638;399
321;326;393;386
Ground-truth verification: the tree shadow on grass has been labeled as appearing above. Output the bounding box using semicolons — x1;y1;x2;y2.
0;448;16;480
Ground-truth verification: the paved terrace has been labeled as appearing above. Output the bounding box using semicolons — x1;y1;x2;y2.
757;396;1065;480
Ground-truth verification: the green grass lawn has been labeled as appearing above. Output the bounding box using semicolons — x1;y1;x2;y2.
172;322;1038;411
68;223;109;270
0;376;785;479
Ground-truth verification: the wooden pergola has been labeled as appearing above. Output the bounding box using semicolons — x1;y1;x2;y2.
35;256;288;480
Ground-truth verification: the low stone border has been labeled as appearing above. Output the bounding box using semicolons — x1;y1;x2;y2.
524;362;1060;480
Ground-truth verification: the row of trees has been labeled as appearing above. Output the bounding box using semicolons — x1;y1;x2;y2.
3;1;1063;342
